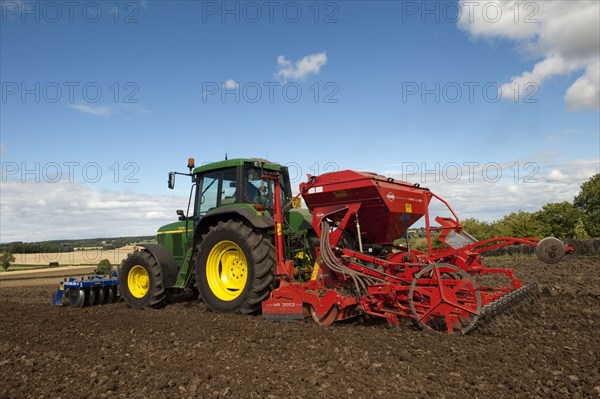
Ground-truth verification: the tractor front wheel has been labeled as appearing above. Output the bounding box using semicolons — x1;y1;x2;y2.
197;220;274;314
119;251;167;309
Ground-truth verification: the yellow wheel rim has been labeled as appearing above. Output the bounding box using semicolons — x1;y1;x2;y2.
206;240;248;301
128;265;149;298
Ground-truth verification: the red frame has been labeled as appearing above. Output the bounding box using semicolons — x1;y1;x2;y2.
262;170;555;332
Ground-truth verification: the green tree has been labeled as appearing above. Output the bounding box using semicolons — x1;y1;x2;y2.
0;252;16;271
461;218;498;240
95;259;113;275
534;201;583;239
574;173;600;237
495;211;545;238
574;218;590;239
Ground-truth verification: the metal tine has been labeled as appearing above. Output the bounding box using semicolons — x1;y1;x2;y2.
501;310;519;327
509;306;522;319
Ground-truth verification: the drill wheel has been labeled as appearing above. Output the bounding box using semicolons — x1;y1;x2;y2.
409;264;481;335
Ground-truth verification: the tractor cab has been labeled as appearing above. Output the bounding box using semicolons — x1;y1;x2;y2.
167;158;294;225
192;159;292;216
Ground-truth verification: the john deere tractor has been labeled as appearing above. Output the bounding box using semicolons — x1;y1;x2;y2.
119;158;314;313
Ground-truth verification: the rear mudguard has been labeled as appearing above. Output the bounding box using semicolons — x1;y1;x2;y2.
137;244;179;289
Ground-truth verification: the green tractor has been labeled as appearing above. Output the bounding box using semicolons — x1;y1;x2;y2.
119;158;315;313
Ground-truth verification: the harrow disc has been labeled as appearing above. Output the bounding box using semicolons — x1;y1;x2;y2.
535;237;565;264
68;288;86;308
84;288;96;307
409;264;481;335
96;287;106;305
106;286;116;303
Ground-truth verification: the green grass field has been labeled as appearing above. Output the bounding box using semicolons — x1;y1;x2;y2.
1;265;49;272
0;264;100;272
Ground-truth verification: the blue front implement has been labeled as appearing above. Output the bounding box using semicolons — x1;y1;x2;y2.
51;273;119;306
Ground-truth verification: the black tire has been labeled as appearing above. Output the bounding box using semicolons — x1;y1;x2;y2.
119;250;167;309
197;220;275;314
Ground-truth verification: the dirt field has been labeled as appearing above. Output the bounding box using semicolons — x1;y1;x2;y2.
0;258;598;399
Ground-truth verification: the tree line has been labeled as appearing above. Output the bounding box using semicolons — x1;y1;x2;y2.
0;236;156;254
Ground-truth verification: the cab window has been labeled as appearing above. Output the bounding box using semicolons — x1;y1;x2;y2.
197;167;238;216
244;167;271;205
244;166;290;208
197;171;219;216
220;168;237;205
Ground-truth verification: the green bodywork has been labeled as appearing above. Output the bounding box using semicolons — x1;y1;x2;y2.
193;158;287;174
155;158;314;290
288;208;313;232
157;221;192;268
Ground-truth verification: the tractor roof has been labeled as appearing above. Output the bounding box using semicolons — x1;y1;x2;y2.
193;158;286;174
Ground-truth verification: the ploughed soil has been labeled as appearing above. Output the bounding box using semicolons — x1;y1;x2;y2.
0;258;598;399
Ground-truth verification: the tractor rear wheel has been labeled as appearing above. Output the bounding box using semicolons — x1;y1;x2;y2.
119;251;167;309
197;220;275;314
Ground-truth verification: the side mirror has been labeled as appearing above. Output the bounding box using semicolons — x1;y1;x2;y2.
168;172;175;189
176;209;186;220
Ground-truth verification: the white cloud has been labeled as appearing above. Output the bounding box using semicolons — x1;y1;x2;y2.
565;60;600;111
0;181;186;242
499;55;580;99
383;158;599;222
274;52;327;82
458;0;600;111
223;79;239;90
545;169;567;182
145;211;170;219
68;104;113;118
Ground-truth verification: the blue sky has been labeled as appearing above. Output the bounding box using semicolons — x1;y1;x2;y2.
1;0;599;242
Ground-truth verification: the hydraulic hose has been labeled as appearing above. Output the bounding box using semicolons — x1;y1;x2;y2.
319;220;385;298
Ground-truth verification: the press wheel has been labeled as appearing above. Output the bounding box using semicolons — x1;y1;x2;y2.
309;305;339;326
